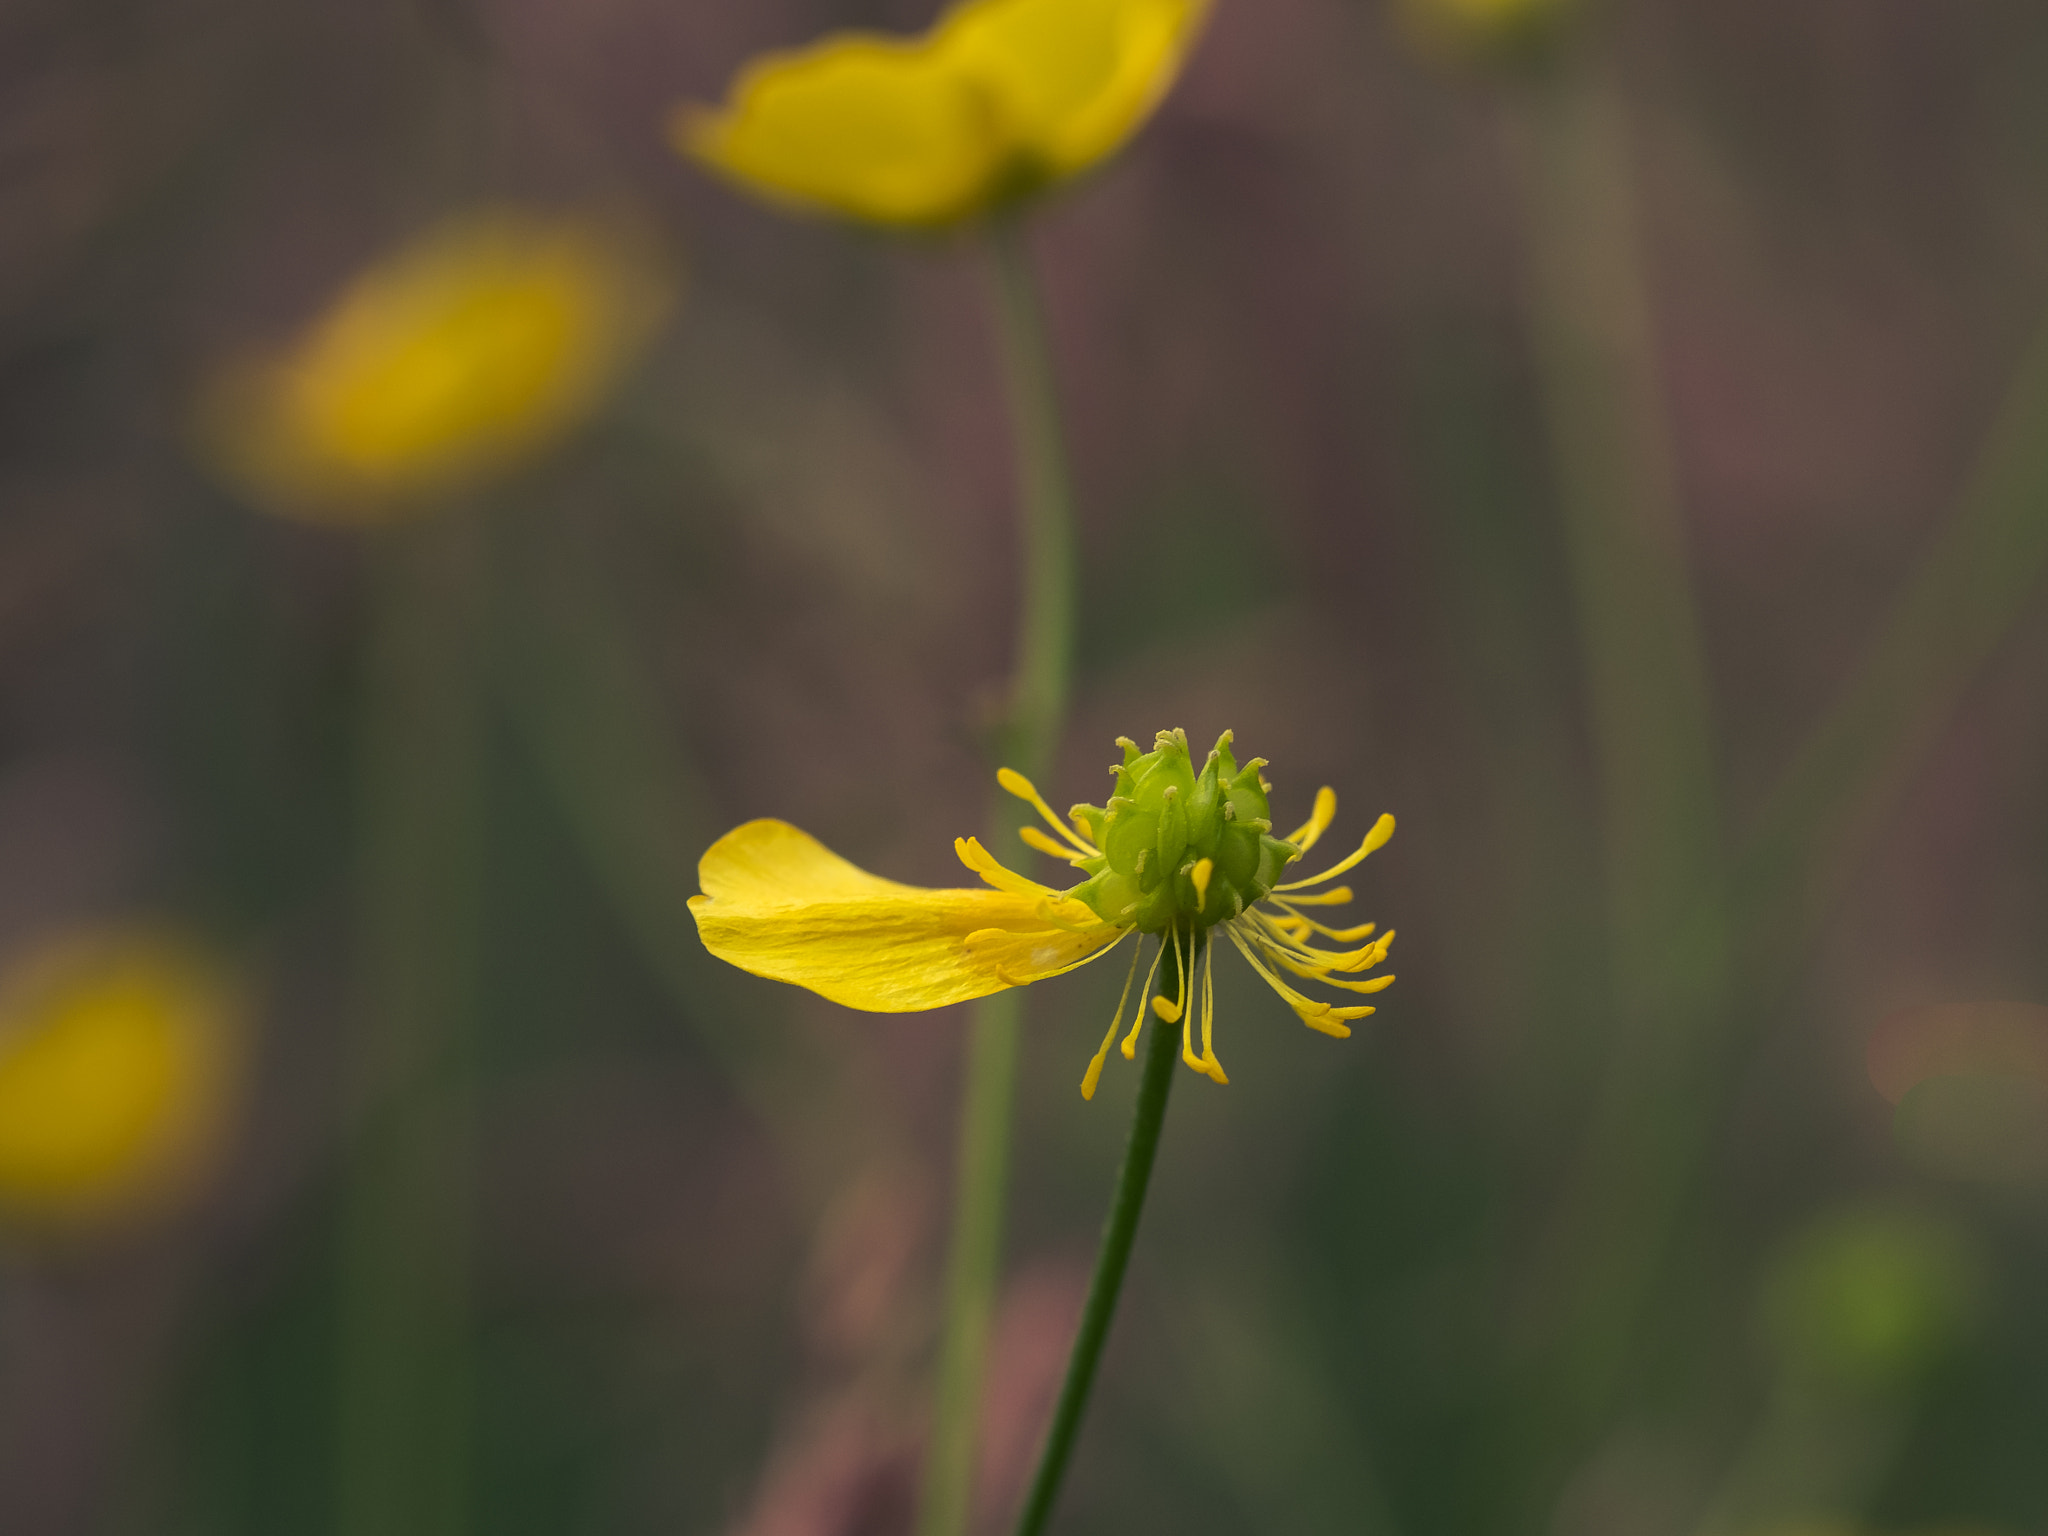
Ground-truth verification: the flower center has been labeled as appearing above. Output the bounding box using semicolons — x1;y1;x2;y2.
1067;729;1298;934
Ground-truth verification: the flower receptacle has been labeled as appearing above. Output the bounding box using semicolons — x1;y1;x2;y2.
1072;730;1297;934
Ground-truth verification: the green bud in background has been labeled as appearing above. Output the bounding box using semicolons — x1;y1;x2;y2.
1069;730;1299;935
1759;1204;1984;1390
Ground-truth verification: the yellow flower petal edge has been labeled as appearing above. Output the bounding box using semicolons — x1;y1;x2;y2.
675;0;1211;228
202;208;674;521
678;34;1008;229
688;819;1123;1012
938;0;1209;179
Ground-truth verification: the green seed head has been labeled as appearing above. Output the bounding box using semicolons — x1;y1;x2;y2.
1068;729;1298;934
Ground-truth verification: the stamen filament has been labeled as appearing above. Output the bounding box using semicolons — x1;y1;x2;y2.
1082;940;1147;1100
1020;825;1092;865
1273;885;1354;907
1122;936;1167;1059
1283;786;1338;852
1199;939;1227;1084
1223;924;1374;1038
1274;813;1395;891
1152;924;1187;1023
998;767;1101;857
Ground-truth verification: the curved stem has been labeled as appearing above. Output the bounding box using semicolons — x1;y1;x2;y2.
918;218;1081;1536
1012;933;1187;1536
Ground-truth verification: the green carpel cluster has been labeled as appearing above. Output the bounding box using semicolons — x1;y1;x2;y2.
1068;729;1297;934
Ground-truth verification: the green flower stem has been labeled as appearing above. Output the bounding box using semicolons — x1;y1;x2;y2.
985;215;1078;774
1498;36;1733;1513
336;510;486;1536
917;217;1082;1536
1012;933;1188;1536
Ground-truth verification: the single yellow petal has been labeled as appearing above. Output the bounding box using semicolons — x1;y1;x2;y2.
939;0;1209;178
690;819;1120;1011
678;34;1009;227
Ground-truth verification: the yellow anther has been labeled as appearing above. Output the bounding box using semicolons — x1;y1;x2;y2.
1190;858;1214;911
1152;994;1182;1023
1081;942;1148;1100
1284;785;1338;852
1275;813;1395;891
998;765;1098;856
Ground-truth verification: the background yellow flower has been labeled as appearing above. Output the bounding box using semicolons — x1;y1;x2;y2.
679;0;1209;227
0;929;243;1229
204;209;672;520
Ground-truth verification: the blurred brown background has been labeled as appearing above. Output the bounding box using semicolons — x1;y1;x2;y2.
5;0;2048;1533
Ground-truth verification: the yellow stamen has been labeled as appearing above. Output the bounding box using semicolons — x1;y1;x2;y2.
1082;940;1147;1100
1151;925;1187;1023
997;766;1100;857
1274;813;1395;891
1019;825;1090;866
1223;924;1377;1038
1283;786;1338;853
1275;885;1354;907
1265;901;1378;943
1190;857;1213;913
955;835;1062;897
1199;939;1228;1084
1123;936;1167;1059
1243;911;1389;973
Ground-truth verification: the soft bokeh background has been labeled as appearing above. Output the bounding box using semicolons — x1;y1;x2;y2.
7;0;2048;1532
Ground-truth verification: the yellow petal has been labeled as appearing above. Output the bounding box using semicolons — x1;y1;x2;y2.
690;819;1121;1011
678;34;1009;227
939;0;1209;177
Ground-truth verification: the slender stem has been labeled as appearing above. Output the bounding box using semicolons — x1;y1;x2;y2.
1498;37;1732;1518
985;215;1078;774
335;511;485;1536
1012;934;1186;1536
917;218;1081;1536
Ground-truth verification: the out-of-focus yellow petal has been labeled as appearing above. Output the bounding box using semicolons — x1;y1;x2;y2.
204;209;672;519
938;0;1208;177
677;35;1008;228
0;930;242;1226
689;819;1121;1011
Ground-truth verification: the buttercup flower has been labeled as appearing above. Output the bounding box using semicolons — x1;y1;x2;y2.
676;0;1210;228
0;929;243;1226
691;729;1394;1096
204;208;671;519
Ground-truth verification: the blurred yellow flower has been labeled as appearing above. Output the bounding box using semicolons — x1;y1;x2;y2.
205;209;671;519
0;930;242;1227
677;0;1210;228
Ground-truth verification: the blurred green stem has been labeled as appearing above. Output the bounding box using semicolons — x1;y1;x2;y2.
495;511;832;1163
335;511;486;1536
917;219;1079;1536
1500;36;1732;1516
1735;314;2048;953
1011;934;1187;1536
